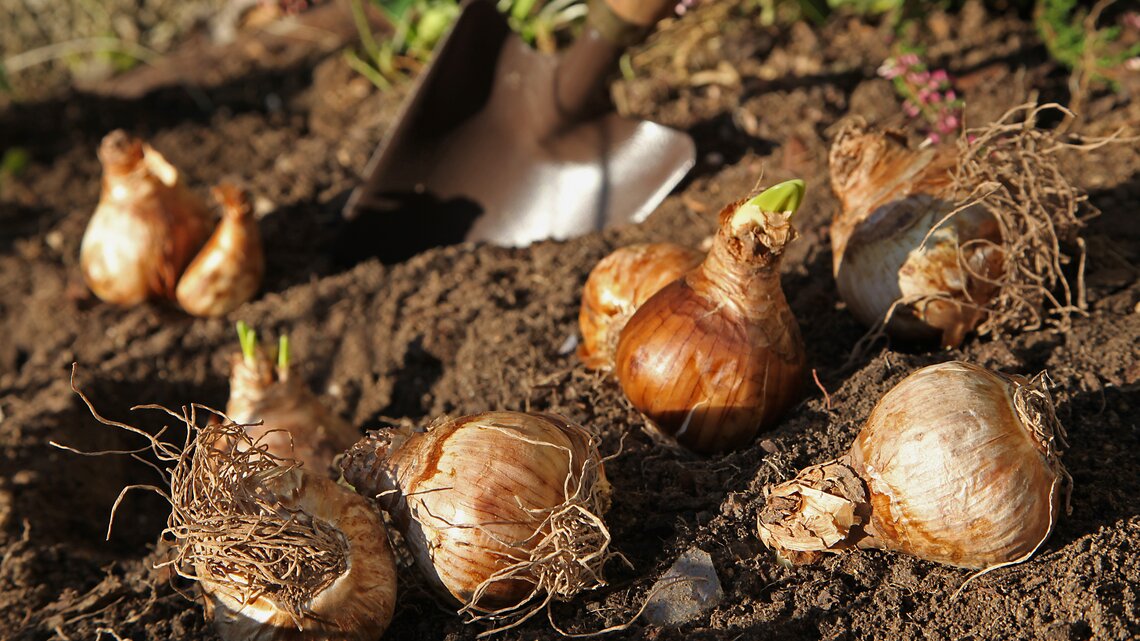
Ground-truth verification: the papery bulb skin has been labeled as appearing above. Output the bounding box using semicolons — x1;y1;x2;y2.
198;468;398;641
850;362;1065;568
614;181;807;454
578;243;703;370
80;130;212;305
758;361;1068;571
829;122;1004;347
227;347;358;475
340;411;611;616
177;183;265;317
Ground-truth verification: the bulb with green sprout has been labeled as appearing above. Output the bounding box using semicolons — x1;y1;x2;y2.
614;180;808;454
226;322;359;474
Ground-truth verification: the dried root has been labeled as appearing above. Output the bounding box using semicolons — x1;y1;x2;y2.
843;102;1124;361
459;424;614;637
61;367;348;629
948;101;1116;337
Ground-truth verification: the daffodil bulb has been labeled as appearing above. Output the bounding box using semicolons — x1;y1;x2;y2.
80;130;212;305
758;361;1068;571
340;411;611;628
829;122;1004;347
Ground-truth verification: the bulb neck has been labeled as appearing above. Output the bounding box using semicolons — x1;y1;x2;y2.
339;427;412;511
98;130;146;176
690;215;791;318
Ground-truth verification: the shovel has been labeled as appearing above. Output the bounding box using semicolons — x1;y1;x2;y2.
340;0;695;257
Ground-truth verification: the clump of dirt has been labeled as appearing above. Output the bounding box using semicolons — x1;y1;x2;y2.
1;2;1138;641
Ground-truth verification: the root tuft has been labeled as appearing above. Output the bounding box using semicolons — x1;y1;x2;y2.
948;102;1116;337
62;366;348;629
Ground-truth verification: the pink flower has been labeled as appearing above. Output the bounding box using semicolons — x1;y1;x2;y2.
898;53;920;67
675;0;698;15
926;132;942;145
942;113;959;130
930;69;949;84
945;90;956;102
903;100;921;118
878;60;904;79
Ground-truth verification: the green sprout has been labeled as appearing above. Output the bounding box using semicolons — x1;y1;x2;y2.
278;335;291;374
750;179;806;215
236;321;258;367
732;179;807;230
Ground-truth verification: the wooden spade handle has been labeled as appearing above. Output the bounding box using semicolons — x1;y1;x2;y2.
604;0;679;26
554;0;679;121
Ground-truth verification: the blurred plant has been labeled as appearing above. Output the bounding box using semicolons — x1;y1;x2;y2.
752;0;970;29
345;0;587;89
753;0;828;26
498;0;587;53
344;0;459;89
0;147;30;196
0;38;154;98
1035;0;1140;88
826;0;903;14
878;52;964;145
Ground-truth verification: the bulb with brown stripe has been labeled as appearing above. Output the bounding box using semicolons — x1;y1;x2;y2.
339;411;612;626
176;183;265;317
578;242;703;370
614;180;807;454
757;361;1068;571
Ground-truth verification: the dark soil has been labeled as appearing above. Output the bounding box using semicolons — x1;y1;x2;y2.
1;2;1138;640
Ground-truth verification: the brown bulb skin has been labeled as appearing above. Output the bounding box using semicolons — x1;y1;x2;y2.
227;350;358;475
578;243;702;370
80;130;212;305
340;412;610;613
614;200;805;454
176;183;265;317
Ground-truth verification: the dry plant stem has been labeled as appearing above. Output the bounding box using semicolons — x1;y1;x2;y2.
341;412;613;634
758;363;1069;574
60;367;395;641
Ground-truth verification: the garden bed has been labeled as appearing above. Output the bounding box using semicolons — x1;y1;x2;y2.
0;2;1138;640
